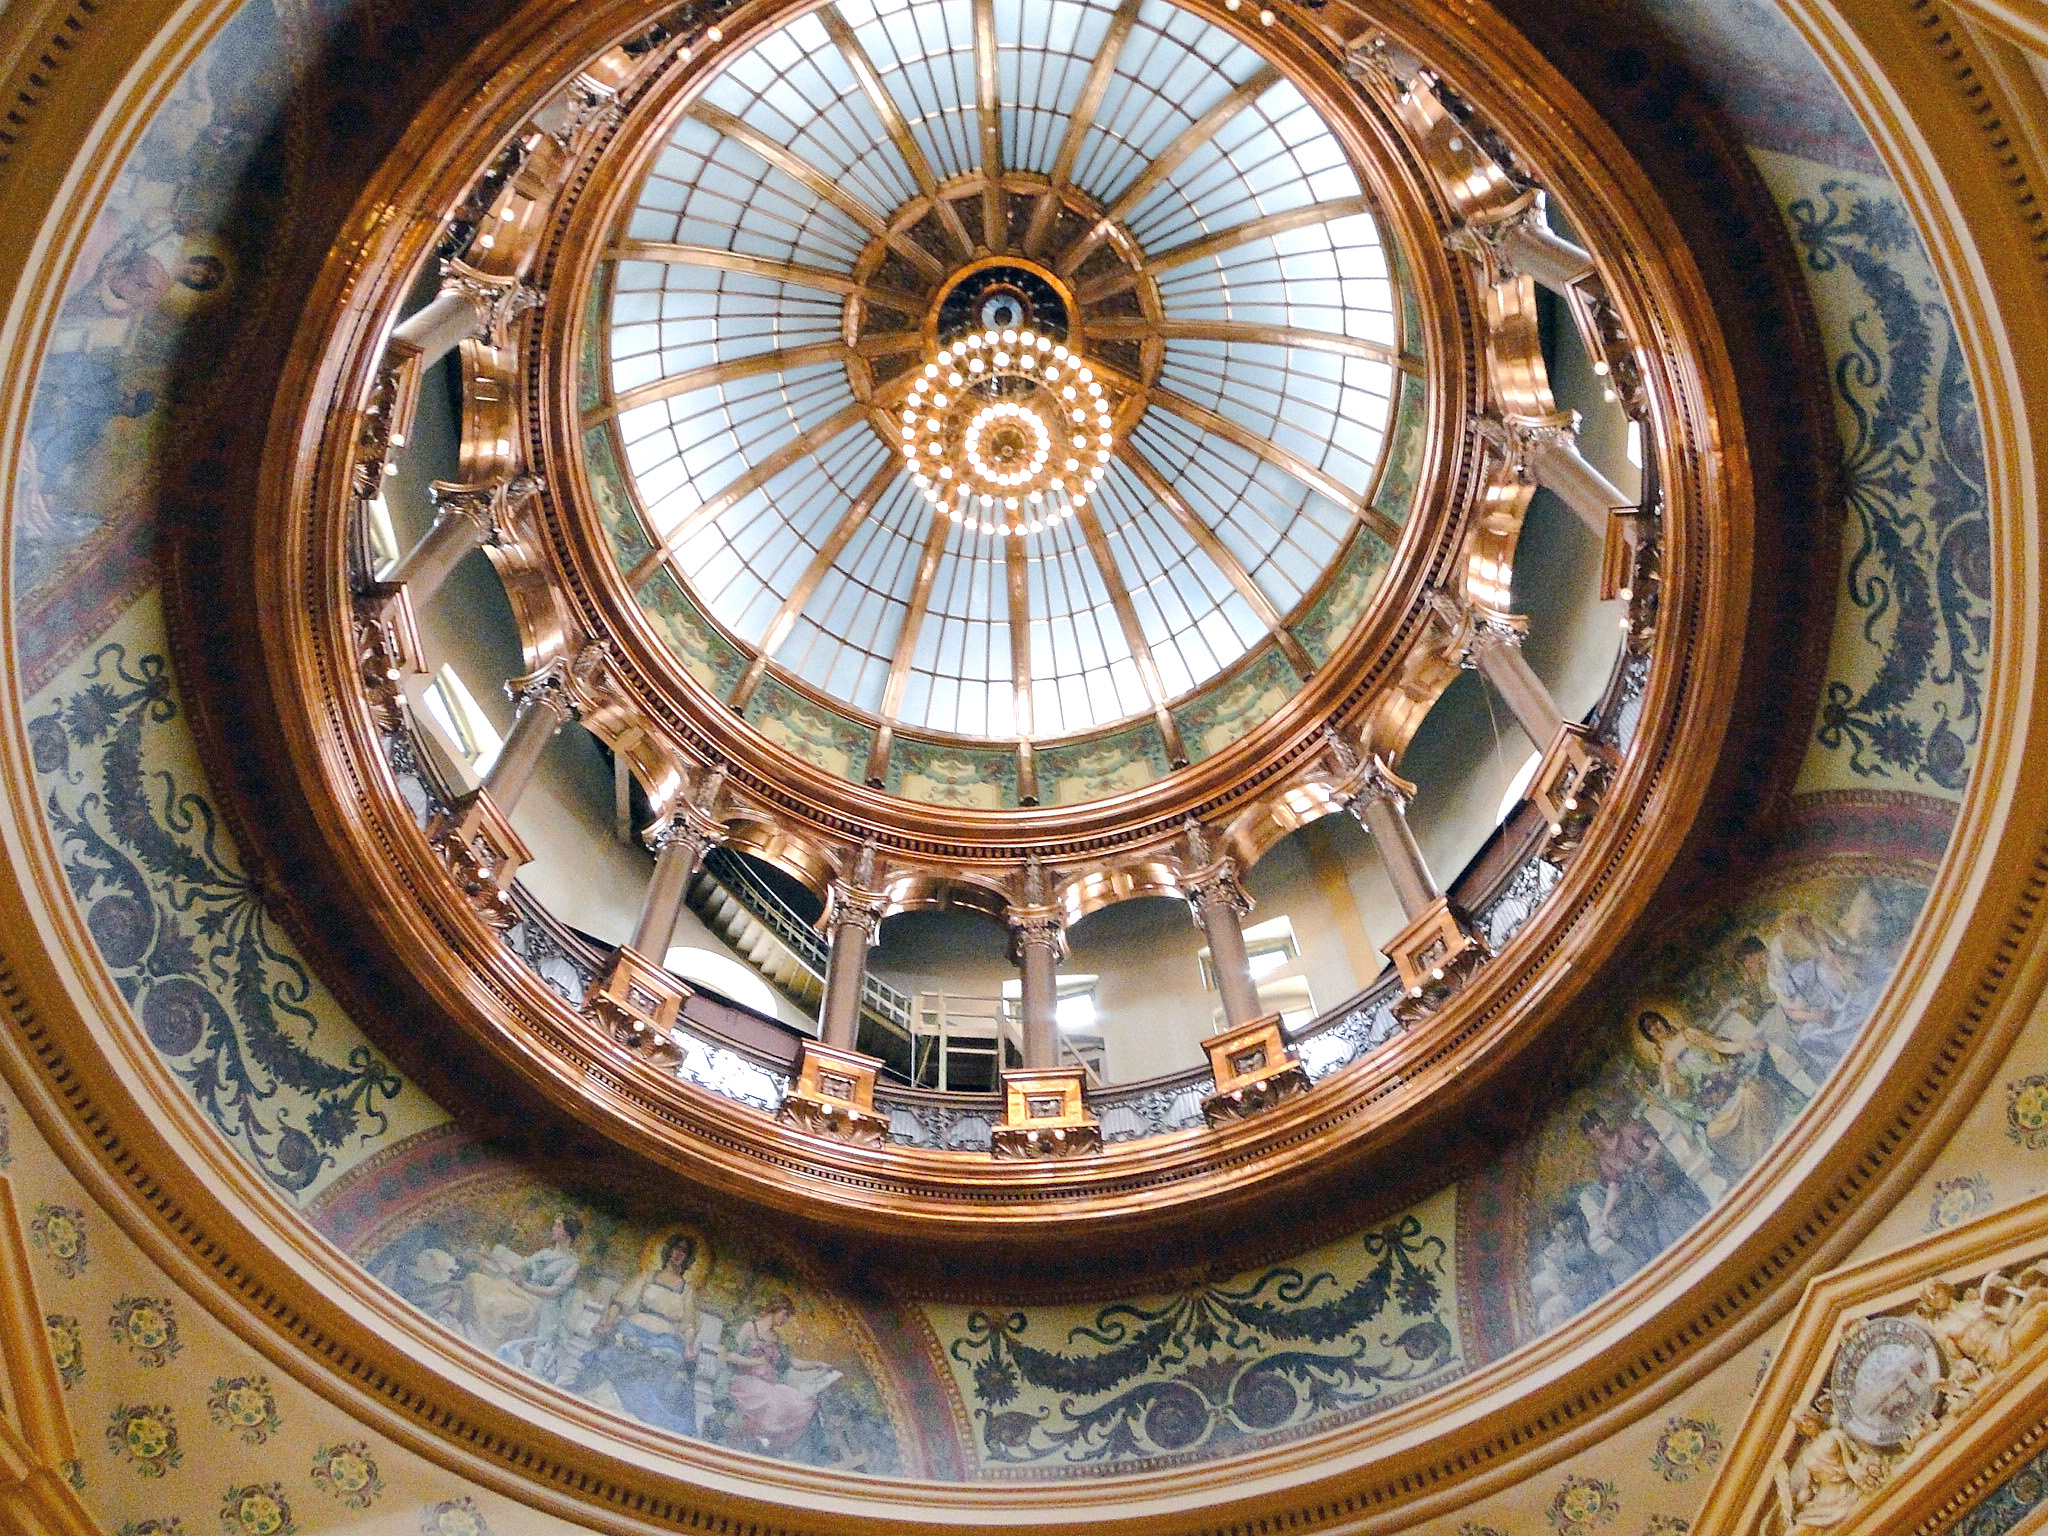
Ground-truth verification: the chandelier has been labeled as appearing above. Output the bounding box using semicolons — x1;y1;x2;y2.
899;326;1115;537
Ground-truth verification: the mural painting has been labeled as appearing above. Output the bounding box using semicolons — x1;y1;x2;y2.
311;1130;948;1475
1173;645;1301;763
24;601;445;1202
920;1188;1463;1474
1293;528;1393;666
638;569;746;695
1458;793;1950;1360
0;0;1999;1492
1034;722;1170;806
744;676;875;783
887;738;1019;809
583;423;654;569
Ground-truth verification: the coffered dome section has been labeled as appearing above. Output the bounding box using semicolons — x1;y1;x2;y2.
582;0;1420;804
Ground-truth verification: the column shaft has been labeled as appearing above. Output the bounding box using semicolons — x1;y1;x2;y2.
392;290;486;370
387;507;488;601
480;695;562;812
1500;218;1594;295
1357;793;1437;922
1532;438;1634;534
1199;896;1263;1029
1017;932;1060;1069
630;834;700;959
818;904;875;1052
1471;633;1565;747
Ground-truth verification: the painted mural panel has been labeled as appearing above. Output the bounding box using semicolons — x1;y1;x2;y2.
742;675;876;783
1456;792;1952;1363
1754;154;1990;800
583;423;654;569
919;1186;1462;1474
310;1127;956;1476
885;737;1020;810
22;596;449;1206
1033;721;1170;806
637;568;745;695
1293;530;1394;667
1172;645;1302;764
0;0;1999;1489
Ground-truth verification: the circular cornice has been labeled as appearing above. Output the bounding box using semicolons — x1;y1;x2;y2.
221;0;1772;1249
18;0;2048;1527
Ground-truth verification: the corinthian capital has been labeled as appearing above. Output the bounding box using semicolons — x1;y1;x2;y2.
1182;856;1252;927
1007;903;1067;963
427;473;544;547
507;657;578;722
1444;191;1546;283
1474;412;1579;482
1343;33;1423;95
441;259;543;348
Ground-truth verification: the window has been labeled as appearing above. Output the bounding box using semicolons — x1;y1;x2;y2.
1201;917;1314;1029
420;664;504;775
1497;748;1543;823
1199;915;1298;991
1000;973;1104;1078
366;491;401;576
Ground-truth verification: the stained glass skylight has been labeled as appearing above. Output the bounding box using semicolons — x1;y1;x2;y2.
591;0;1410;745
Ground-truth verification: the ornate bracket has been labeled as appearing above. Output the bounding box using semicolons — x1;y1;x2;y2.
1529;722;1613;860
586;944;690;1054
1200;1014;1310;1127
777;1042;889;1148
991;1067;1101;1159
426;789;532;931
1387;895;1490;1026
351;584;424;733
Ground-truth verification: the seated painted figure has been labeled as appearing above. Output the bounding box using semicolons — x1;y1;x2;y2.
576;1234;705;1434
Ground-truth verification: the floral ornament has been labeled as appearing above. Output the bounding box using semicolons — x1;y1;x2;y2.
2007;1074;2048;1149
109;1296;182;1367
1458;1525;1512;1536
1547;1474;1621;1536
1641;1519;1691;1536
311;1442;384;1509
105;1403;182;1477
62;1458;85;1490
219;1483;294;1536
1649;1416;1722;1481
420;1495;492;1536
207;1375;280;1444
45;1314;83;1388
0;1099;11;1165
1925;1174;1995;1231
1751;1347;1775;1396
115;1522;185;1536
30;1203;87;1277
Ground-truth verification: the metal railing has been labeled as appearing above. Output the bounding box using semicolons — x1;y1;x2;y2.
698;847;912;1033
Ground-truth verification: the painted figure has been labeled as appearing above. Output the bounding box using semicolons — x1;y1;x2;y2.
1578;1106;1710;1278
720;1293;838;1455
577;1233;703;1434
460;1213;583;1375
